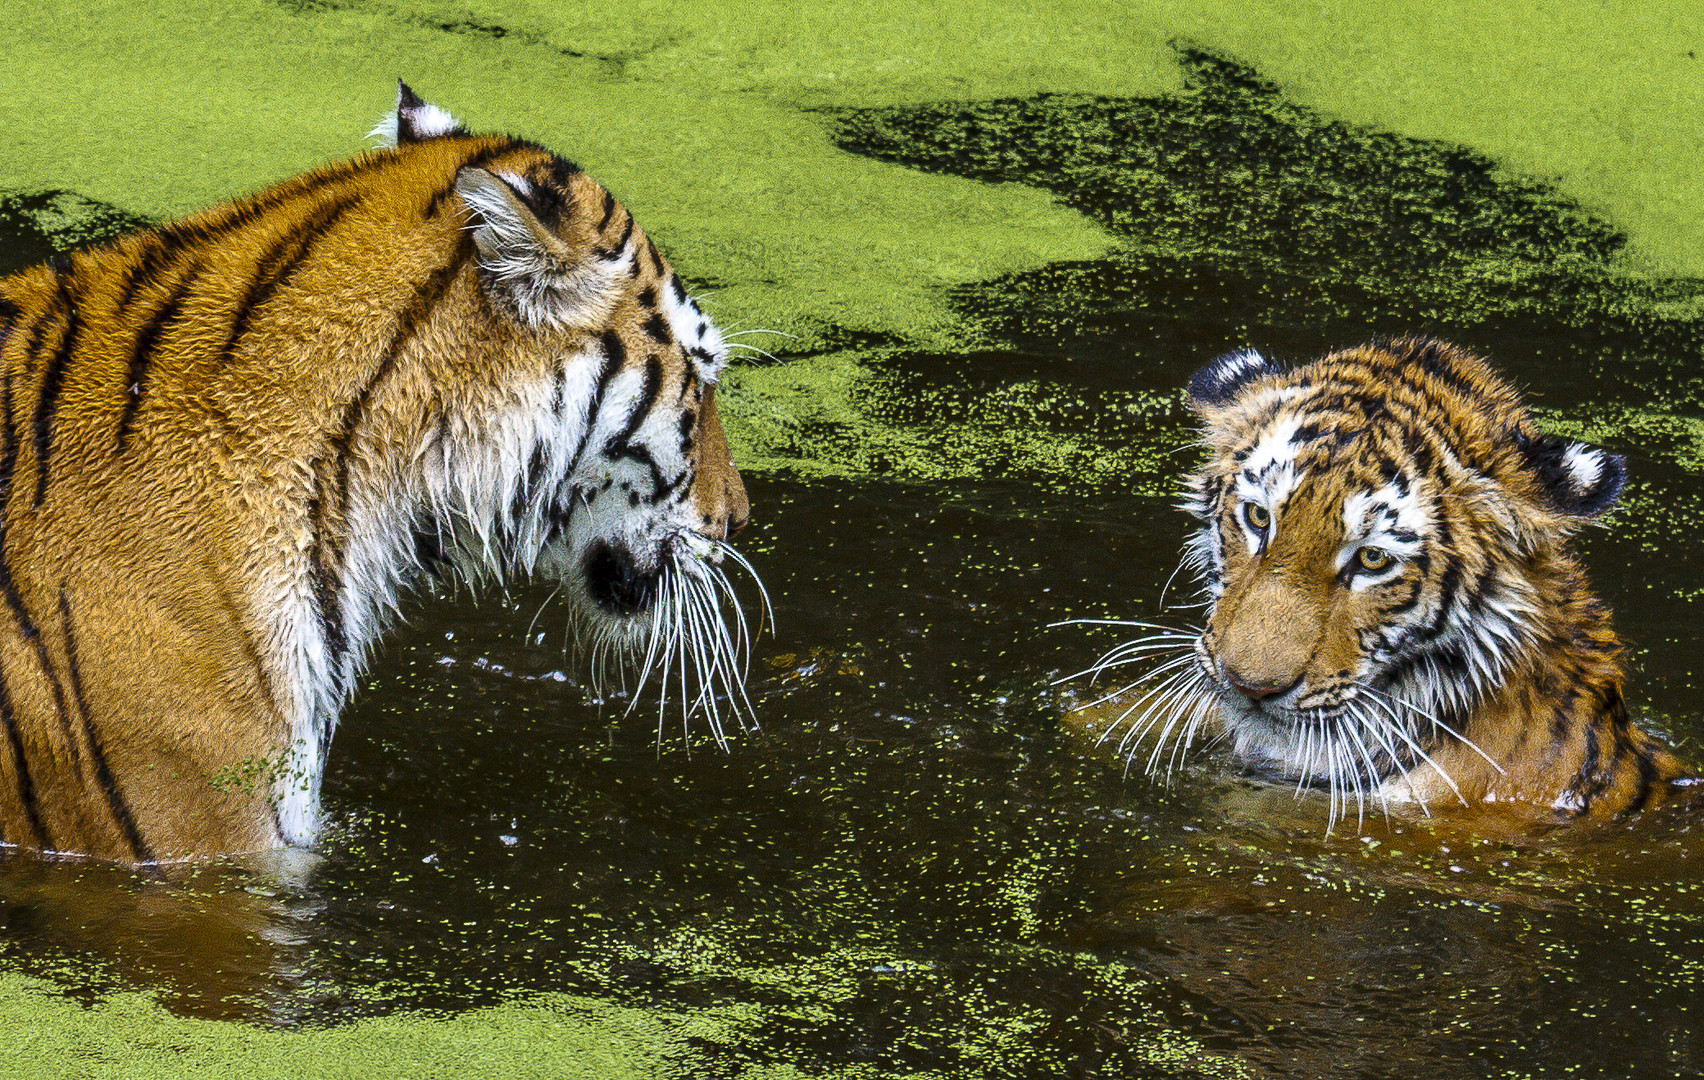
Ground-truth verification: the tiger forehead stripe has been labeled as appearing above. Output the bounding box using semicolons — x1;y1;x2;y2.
1341;482;1429;550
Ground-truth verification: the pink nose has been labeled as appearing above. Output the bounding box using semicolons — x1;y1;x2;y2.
1225;670;1298;702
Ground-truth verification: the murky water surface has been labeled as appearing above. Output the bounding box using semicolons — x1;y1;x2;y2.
3;48;1704;1078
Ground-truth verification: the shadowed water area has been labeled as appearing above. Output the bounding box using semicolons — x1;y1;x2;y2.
3;46;1704;1078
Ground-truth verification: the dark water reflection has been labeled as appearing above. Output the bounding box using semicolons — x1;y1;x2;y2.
3;45;1704;1079
1;464;1700;1075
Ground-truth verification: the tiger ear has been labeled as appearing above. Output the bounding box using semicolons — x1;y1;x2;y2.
1188;348;1280;411
1517;431;1626;519
370;80;464;147
455;167;619;331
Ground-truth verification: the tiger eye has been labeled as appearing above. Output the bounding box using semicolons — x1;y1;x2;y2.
1243;503;1270;531
1356;546;1392;573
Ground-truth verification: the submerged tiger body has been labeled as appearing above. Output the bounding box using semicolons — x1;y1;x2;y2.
1084;337;1689;825
0;86;755;861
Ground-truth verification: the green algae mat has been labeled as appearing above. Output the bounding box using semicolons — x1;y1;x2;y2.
5;1;1704;1076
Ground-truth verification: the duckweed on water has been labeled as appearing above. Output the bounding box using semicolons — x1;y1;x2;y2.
5;2;1704;1077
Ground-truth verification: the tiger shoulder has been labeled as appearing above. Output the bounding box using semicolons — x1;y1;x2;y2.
0;84;756;862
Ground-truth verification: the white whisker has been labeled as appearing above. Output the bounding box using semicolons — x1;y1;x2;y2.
1355;680;1499;785
1077;656;1199;719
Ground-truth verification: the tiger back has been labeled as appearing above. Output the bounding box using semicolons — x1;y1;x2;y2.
0;85;754;861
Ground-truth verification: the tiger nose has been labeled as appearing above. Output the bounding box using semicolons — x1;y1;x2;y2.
722;470;750;539
724;504;749;540
1225;668;1300;702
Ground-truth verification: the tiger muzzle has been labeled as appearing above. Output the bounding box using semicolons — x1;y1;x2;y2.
1212;575;1320;708
584;540;661;616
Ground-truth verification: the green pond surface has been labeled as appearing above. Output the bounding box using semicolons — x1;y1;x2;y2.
4;3;1704;1077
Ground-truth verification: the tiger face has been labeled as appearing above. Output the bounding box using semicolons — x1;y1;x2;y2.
425;125;751;662
1085;336;1686;822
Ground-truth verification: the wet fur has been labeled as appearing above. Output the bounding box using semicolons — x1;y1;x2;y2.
0;86;755;861
1077;337;1689;826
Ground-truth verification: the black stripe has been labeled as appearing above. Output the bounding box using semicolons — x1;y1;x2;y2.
0;356;17;494
597;191;616;231
424;139;523;219
31;272;86;508
219;196;362;368
18;303;62;378
311;240;475;664
58;591;152;862
0;368;60;850
109;160;365;316
595;214;634;261
566;333;624;472
0;358;77;767
524;444;548;500
264;795;285;845
0;572;75;772
678;406;696;452
115;261;203;454
1573;723;1602;811
603;356;663;458
115;241;175;313
0;299;19;354
146;160;365;265
550;361;568;414
1624;743;1662;816
0;658;47;851
648;464;690;504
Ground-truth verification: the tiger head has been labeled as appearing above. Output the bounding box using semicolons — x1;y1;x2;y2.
1179;337;1625;797
330;84;757;733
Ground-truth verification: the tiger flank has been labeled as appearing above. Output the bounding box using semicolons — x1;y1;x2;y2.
1081;337;1689;826
0;84;760;861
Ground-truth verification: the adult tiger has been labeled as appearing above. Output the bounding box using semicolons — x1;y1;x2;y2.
1076;337;1691;825
0;84;757;862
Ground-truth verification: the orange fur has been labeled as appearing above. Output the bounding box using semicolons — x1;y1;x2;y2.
1121;337;1691;824
0;92;751;861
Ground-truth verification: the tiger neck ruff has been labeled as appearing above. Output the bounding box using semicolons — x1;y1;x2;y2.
1088;337;1687;826
0;84;757;861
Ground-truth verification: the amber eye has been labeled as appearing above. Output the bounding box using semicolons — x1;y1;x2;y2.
1243;502;1270;532
1355;546;1393;573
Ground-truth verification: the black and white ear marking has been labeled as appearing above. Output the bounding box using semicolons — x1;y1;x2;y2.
1188;348;1281;409
456;167;618;331
370;80;465;147
1518;431;1626;518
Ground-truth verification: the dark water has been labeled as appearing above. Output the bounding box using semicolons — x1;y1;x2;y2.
4;46;1704;1078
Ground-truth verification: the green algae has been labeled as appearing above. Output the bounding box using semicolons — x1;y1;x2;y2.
5;1;1704;1076
7;0;1704;348
0;967;775;1079
731;47;1704;490
832;47;1704;349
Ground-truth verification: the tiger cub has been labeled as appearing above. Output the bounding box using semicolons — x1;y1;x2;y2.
1087;337;1689;825
0;84;756;861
